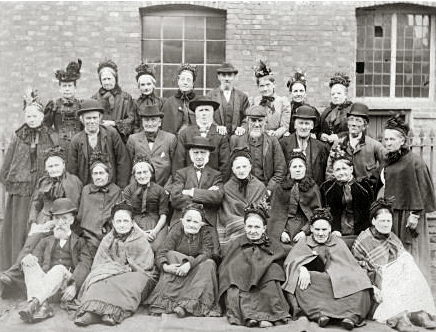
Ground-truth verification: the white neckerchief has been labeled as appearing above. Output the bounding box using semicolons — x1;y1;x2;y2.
297;136;309;154
59;230;72;248
349;133;362;150
87;132;99;149
223;89;232;102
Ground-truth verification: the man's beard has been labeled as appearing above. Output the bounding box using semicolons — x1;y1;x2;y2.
54;226;70;240
249;129;263;138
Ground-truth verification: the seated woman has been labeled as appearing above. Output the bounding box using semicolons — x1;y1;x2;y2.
217;148;267;247
268;150;322;252
283;208;372;330
352;198;436;332
320;147;374;246
219;202;291;328
122;155;169;252
74;202;157;326
145;203;220;318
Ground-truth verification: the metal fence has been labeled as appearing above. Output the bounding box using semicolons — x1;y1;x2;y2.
0;130;435;218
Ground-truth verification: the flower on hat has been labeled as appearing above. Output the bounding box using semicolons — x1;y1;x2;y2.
253;60;272;78
23;87;43;112
287;69;307;89
329;72;351;88
135;62;156;80
55;59;82;82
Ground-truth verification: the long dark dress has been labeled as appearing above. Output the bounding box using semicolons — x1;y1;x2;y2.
320;101;353;138
145;223;220;317
0;124;58;271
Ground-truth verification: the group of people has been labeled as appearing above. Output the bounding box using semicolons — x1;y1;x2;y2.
0;57;435;331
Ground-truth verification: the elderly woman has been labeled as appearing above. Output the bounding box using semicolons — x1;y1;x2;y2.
133;62;164;132
320;147;374;245
352;198;436;332
122;156;169;252
145;203;220;318
74;202;157;326
268;151;322;252
0;89;59;271
251;60;291;138
77;153;122;255
161;63;197;135
378;115;436;283
286;70;321;138
320;73;353;144
91;59;135;143
219;203;291;328
283;208;372;330
217;148;267;247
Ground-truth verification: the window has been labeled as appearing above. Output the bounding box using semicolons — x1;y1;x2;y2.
356;5;435;98
140;5;226;98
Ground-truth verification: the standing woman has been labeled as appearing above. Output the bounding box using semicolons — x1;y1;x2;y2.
43;59;83;157
161;63;197;135
379;114;436;283
252;60;291;138
286;70;321;138
320;73;353;144
122;156;169;252
133;62;164;133
92;59;135;143
0;89;59;271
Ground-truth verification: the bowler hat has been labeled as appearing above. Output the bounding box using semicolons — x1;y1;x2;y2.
76;99;105;117
217;63;238;74
51;198;77;216
189;96;220;112
246;105;268;118
185;136;215;152
293;105;317;120
347;103;369;122
138;104;164;118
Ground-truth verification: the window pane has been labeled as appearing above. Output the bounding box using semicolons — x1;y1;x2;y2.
207;17;226;40
163;16;183;39
143;16;161;39
185;41;204;63
185;16;204;40
206;65;220;88
142;40;161;63
195;65;204;87
162;65;180;88
207;41;225;64
163;40;182;63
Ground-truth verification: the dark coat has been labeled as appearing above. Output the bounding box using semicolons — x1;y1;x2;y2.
161;93;196;135
207;87;250;134
320;177;374;235
218;235;286;298
268;177;322;241
320;101;353;137
67;125;131;188
0;124;59;195
173;123;230;179
280;133;329;186
32;231;92;288
230;133;286;191
126;129;177;187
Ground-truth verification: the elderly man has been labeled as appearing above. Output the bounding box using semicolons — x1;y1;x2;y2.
68;99;131;188
326;102;386;187
207;63;250;137
171;136;223;258
127;104;177;188
173;95;230;178
230;105;286;194
17;198;91;323
280;105;329;186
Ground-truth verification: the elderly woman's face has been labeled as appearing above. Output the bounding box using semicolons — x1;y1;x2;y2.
45;156;65;178
372;209;393;234
258;78;275;97
245;214;266;241
25;106;44;128
182;209;204;234
383;129;405;153
232;156;252;179
290;82;306;103
311;219;331;244
138;75;155;95
59;81;76;99
112;210;133;234
333;160;353;183
92;164;109;187
178;70;194;92
289;158;306;180
134;162;153;186
330;84;347;105
100;69;116;90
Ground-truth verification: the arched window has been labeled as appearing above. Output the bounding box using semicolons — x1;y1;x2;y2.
140;4;226;97
356;4;436;99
